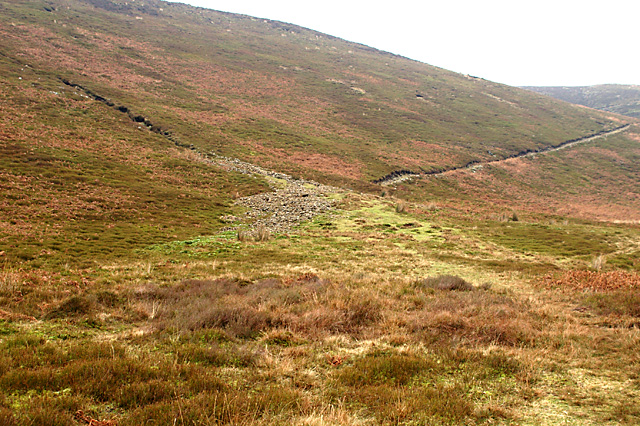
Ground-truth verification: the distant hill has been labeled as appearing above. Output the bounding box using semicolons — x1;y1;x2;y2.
522;84;640;119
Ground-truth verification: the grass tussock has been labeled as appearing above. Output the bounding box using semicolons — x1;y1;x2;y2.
592;253;607;270
405;287;542;347
2;268;638;424
44;295;94;319
331;347;525;424
237;229;251;242
237;225;271;243
137;276;386;338
581;291;640;319
254;224;271;242
335;351;432;386
419;274;474;291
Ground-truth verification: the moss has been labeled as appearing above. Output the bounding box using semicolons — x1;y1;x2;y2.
473;221;617;257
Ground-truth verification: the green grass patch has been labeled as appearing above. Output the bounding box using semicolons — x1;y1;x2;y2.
473;221;617;257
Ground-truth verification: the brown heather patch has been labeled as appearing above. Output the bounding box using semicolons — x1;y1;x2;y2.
603;114;626;123
5;26;163;89
583;145;632;163
0;169;136;220
0;309;36;322
541;270;640;292
425;135;640;222
221;98;355;142
376;145;462;172
287;152;364;180
342;69;385;86
0;267;97;318
498;156;538;174
557;199;640;222
166;106;234;127
386;145;458;170
401;140;452;164
1;88;170;170
72;26;163;55
173;60;295;99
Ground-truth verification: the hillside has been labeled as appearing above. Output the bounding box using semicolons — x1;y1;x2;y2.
1;0;640;425
1;0;637;223
523;84;640;119
1;0;631;183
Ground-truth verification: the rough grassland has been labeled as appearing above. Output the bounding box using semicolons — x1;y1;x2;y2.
1;0;640;424
2;190;640;425
0;60;270;268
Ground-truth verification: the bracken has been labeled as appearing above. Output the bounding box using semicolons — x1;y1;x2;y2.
540;270;640;291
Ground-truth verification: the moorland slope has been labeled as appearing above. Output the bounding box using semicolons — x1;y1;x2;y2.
1;1;640;425
0;0;632;184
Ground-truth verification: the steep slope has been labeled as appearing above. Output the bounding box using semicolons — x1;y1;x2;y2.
2;0;638;266
523;84;640;119
0;0;629;188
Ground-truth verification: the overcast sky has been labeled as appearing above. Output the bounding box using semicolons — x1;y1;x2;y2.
166;0;639;87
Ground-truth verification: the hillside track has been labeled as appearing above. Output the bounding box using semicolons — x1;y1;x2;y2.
377;124;631;185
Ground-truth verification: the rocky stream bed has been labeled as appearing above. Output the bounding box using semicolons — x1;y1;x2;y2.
209;154;339;235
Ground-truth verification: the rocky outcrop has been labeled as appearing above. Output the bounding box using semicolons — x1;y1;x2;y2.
234;185;334;234
372;169;420;186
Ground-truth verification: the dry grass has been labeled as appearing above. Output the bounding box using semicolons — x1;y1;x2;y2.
254;224;271;242
0;270;20;296
592;254;607;270
2;266;640;425
541;270;640;291
2;194;639;424
237;229;251;242
237;226;271;243
419;274;475;291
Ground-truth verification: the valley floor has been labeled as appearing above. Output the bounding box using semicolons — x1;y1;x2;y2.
2;177;639;425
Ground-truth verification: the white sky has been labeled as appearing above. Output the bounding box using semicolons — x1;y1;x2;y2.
166;0;639;87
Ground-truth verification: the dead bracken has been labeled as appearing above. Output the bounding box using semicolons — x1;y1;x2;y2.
541;270;640;291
